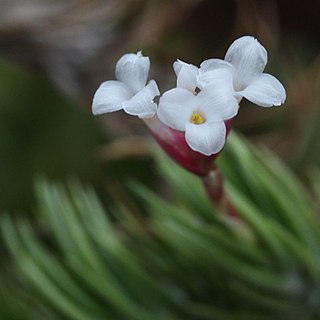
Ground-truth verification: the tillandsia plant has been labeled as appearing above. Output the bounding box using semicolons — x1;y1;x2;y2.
92;36;286;214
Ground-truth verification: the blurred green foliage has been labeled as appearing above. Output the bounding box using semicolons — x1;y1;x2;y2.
0;58;104;211
1;134;320;319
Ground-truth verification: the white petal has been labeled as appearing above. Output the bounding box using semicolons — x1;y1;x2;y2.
173;59;189;76
115;51;150;93
200;58;234;73
197;83;239;120
92;80;132;115
173;59;199;91
185;121;227;155
225;36;267;90
157;88;196;131
122;80;160;118
197;66;234;91
240;73;286;107
177;65;199;91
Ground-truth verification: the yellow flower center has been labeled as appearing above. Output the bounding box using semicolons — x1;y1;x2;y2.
190;112;204;125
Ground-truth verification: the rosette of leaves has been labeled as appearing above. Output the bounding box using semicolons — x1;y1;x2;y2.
1;133;320;320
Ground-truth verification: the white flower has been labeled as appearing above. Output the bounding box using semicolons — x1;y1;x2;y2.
92;51;160;118
157;77;238;155
198;36;286;107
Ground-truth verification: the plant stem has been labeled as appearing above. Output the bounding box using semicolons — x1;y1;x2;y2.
202;167;239;218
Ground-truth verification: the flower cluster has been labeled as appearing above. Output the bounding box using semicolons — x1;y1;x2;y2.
92;36;286;160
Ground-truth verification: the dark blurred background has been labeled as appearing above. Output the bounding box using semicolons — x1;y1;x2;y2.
0;0;319;212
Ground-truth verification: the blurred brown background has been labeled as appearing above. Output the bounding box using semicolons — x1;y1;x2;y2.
0;0;319;211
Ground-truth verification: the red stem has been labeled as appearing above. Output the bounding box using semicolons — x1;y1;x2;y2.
202;168;239;219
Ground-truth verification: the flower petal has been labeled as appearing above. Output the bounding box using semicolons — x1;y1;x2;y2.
115;51;150;93
173;59;189;76
197;66;235;91
197;83;239;120
240;73;286;107
200;58;234;73
158;88;196;131
185;121;226;155
92;80;132;115
122;80;160;118
225;36;267;90
173;59;199;92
